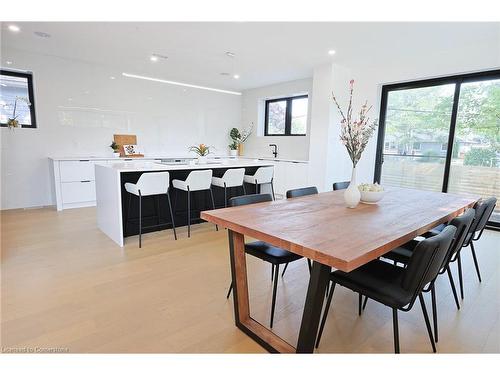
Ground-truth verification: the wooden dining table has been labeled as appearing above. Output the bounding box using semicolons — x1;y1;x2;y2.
200;187;478;353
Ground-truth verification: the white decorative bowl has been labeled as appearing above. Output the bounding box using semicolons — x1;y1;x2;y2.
360;190;385;204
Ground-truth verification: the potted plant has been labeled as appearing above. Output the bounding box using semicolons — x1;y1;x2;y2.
228;142;238;157
110;141;120;157
189;144;212;164
6;96;31;129
229;123;253;156
332;80;378;208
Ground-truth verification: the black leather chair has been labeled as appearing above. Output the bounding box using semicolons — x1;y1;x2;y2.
225;193;305;328
315;225;456;353
281;187;319;277
383;208;475;342
424;197;496;299
332;181;350;191
286;186;318;198
461;197;496;287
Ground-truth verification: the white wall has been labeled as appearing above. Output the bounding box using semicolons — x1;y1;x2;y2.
0;47;242;209
308;38;500;191
241;78;312;160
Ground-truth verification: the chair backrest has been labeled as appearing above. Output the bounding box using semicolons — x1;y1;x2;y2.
471;197;497;238
229;193;272;207
252;166;274;184
332;181;350;191
286;186;318;198
401;225;456;295
136;172;170;196
222;168;245;187
442;208;475;267
185;169;213;191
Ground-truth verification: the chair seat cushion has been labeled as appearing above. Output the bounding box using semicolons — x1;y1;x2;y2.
243;175;258;184
245;241;303;265
211;176;225;188
382;239;419;264
422;223;446;238
172;179;189;191
383;247;413;264
124;182;139;196
331;260;413;309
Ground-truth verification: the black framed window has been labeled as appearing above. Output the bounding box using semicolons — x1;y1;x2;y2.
1;69;37;128
374;69;500;228
264;95;308;136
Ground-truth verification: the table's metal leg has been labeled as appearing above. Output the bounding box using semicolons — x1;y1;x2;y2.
296;261;331;353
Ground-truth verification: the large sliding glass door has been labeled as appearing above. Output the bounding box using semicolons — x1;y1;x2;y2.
375;70;500;227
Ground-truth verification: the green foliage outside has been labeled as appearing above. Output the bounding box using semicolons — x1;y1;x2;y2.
385;80;500;154
464;148;498;167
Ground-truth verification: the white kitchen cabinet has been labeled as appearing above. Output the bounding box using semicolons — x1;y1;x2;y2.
59;160;96;182
284;162;309;192
272;161;287;197
61;181;96;204
51;158;105;210
267;160;309;199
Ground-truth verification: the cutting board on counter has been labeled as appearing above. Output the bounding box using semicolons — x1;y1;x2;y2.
113;134;144;157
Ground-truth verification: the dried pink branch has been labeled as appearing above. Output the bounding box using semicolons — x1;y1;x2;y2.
332;80;378;167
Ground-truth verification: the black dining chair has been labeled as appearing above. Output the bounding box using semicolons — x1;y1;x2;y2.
286;186;318;198
332;181;350;191
461;197;496;287
424;197;496;299
382;208;475;343
225;193;306;328
315;225;456;353
281;186;319;277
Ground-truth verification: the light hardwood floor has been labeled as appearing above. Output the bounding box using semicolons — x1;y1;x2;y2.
1;206;499;353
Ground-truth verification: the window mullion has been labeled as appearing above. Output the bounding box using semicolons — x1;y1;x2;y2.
285;98;292;135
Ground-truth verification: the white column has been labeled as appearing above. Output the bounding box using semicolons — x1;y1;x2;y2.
308;63;353;192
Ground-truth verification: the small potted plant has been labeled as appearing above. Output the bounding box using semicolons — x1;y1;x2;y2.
228;142;238;157
189;143;212;164
6;96;31;129
229;123;253;156
110;141;120;157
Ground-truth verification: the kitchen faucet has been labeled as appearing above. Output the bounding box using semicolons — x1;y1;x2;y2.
269;144;278;158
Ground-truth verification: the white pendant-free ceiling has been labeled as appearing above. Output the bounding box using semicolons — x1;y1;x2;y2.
1;22;499;91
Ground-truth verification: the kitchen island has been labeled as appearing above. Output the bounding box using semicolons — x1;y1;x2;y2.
95;159;274;246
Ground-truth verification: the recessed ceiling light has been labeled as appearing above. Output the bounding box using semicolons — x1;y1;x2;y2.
68;98;73;101
6;61;13;65
328;50;336;55
1;83;7;87
233;74;240;79
150;53;168;62
34;31;51;38
122;72;242;96
225;52;236;58
219;72;230;76
8;25;20;33
110;76;116;80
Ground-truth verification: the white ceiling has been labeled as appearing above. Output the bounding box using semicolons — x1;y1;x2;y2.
1;22;499;91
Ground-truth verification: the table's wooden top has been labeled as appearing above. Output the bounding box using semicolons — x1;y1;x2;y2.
201;187;479;272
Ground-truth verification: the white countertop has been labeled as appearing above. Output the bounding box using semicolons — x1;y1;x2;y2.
49;155;192;161
96;159;274;173
49;155;309;163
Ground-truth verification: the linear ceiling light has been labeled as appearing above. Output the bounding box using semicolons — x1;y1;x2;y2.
122;73;242;95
